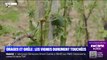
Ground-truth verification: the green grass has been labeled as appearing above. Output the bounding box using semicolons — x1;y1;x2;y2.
27;40;40;46
0;25;16;35
0;7;19;22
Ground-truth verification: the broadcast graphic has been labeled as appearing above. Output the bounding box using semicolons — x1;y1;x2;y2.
0;0;107;60
89;51;97;58
88;41;107;60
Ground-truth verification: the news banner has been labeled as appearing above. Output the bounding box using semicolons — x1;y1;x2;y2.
0;41;107;60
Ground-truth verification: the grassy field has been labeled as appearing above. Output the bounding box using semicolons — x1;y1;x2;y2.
0;6;19;22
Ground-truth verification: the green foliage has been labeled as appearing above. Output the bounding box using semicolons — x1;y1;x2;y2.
52;15;65;27
14;31;24;36
101;30;107;38
27;0;36;20
28;10;35;19
60;31;68;46
0;25;2;30
97;29;107;40
53;27;63;37
52;15;65;37
45;0;52;18
65;16;72;26
75;20;85;45
66;0;73;8
51;14;71;46
28;19;41;45
27;4;42;45
0;7;19;22
27;0;36;11
29;20;36;31
0;25;15;35
27;27;41;46
87;1;97;9
52;15;64;27
60;0;65;8
73;0;84;13
27;40;40;46
60;0;73;10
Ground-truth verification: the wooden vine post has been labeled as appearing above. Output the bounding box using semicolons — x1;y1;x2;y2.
40;18;46;46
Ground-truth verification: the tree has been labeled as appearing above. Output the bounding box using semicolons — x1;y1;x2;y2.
36;0;45;46
76;0;97;46
48;0;60;46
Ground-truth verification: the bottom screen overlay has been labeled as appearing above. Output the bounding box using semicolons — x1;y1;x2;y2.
0;41;107;60
0;52;106;60
1;52;87;60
